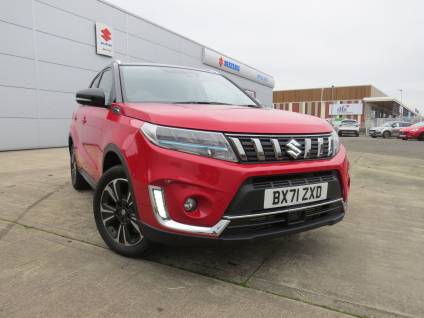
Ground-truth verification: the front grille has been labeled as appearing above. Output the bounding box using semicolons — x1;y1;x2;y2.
221;199;344;239
251;172;338;190
226;133;334;163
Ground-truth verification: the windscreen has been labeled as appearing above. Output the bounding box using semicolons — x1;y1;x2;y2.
120;65;256;106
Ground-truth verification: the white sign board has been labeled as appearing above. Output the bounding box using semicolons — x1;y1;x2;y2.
202;48;274;88
330;103;363;115
95;23;113;57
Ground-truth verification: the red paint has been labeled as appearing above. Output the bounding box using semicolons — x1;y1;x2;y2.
399;124;424;140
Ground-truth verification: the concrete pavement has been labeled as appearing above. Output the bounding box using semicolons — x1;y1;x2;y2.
0;137;423;317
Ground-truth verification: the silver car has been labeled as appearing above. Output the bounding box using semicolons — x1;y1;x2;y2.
368;121;411;138
336;119;360;137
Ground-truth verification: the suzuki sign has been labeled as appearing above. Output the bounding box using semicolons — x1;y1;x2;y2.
330;103;363;115
202;48;274;88
95;23;113;57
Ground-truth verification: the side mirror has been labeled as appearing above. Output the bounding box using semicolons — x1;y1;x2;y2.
76;88;105;107
391;123;397;128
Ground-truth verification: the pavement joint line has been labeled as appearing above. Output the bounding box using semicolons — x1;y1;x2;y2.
0;182;69;241
349;152;363;166
241;239;282;286
249;278;415;318
0;217;363;317
0;217;106;248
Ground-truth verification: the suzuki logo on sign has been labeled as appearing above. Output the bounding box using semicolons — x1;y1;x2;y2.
218;56;240;72
101;27;112;42
202;48;275;88
95;22;113;57
286;139;302;159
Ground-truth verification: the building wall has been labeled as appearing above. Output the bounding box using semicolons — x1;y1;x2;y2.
0;0;273;151
273;85;375;104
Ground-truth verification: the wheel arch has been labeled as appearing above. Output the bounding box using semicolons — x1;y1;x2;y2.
102;144;131;176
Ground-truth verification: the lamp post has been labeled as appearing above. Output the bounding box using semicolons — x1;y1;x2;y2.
398;89;404;117
399;89;403;105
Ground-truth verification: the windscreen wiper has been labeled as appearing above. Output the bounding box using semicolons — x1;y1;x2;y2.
241;104;262;108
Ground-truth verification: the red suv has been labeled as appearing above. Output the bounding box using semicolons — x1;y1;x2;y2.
69;61;350;257
399;121;424;140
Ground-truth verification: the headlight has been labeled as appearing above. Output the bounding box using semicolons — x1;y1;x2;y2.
331;129;340;155
141;122;238;162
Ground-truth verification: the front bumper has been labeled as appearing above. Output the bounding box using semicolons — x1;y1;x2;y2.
129;133;350;241
399;131;419;139
368;130;382;137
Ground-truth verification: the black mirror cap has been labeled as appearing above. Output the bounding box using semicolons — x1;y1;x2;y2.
76;88;106;107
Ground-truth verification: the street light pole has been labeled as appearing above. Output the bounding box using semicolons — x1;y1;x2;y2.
399;89;404;117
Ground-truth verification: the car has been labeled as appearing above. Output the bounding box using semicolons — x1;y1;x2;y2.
368;121;411;138
399;121;424;140
69;61;350;257
336;119;359;137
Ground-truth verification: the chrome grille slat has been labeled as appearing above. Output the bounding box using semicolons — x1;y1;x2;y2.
227;133;333;163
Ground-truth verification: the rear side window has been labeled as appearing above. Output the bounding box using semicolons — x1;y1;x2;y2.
98;69;114;104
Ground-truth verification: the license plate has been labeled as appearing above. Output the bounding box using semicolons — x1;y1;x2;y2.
263;182;328;209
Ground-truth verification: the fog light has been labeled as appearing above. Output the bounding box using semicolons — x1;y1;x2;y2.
184;197;197;212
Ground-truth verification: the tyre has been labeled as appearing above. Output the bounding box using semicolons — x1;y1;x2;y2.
419;133;424;141
382;131;391;138
371;136;377;138
356;132;359;137
93;165;149;257
70;146;90;190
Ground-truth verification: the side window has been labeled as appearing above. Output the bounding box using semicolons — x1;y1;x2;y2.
98;69;114;104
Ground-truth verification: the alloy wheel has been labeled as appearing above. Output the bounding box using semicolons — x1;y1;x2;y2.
99;178;143;246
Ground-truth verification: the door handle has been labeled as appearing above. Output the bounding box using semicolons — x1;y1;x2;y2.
82;116;87;124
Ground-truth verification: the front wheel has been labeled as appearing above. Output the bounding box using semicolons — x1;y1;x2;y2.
419;133;424;141
93;165;149;257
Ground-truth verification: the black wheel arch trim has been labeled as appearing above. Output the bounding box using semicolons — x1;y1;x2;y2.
102;144;131;177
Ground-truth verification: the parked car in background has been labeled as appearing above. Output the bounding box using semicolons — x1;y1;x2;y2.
368;121;411;138
336;119;359;137
399;122;424;140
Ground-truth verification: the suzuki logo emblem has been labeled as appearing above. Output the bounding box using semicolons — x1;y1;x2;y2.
286;139;302;159
101;27;112;42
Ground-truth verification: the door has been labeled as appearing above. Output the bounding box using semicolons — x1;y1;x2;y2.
80;69;114;181
73;74;102;173
391;122;401;137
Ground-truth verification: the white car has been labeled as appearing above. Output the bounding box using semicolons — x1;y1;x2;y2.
336;119;360;137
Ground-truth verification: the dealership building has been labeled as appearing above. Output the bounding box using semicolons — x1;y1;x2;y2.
0;0;274;151
273;85;418;128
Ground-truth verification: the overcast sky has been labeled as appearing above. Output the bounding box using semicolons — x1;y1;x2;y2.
110;0;424;113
